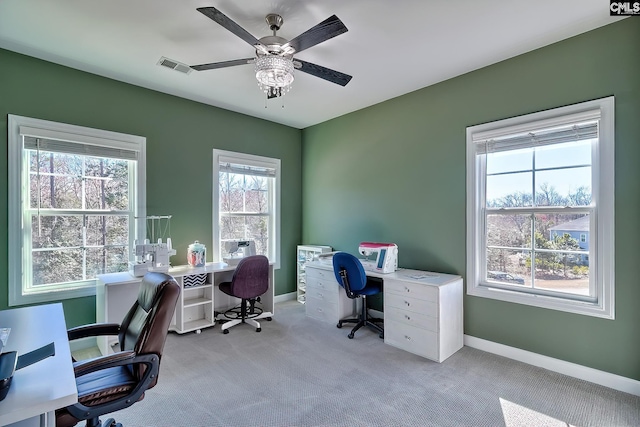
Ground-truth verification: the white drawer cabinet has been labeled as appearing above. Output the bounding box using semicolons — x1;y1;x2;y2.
297;245;332;303
305;264;356;324
304;261;463;363
384;275;463;363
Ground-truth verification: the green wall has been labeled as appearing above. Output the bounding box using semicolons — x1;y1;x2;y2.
1;18;638;381
0;48;302;328
302;18;640;380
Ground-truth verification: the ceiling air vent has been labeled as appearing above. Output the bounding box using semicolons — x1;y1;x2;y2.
157;57;192;74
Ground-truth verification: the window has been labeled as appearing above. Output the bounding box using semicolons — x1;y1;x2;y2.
8;115;146;306
212;149;280;268
466;97;614;318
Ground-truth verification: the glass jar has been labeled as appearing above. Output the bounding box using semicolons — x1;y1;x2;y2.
187;241;206;267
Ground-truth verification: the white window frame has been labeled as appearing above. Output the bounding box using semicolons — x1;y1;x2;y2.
8;115;146;306
466;97;614;319
212;149;281;268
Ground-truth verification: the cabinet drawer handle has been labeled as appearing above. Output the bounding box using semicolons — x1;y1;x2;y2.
317;308;324;313
404;301;410;307
318;293;323;298
404;315;411;320
404;286;411;293
404;335;412;341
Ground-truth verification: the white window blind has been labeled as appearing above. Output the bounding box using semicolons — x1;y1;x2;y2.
219;162;276;178
473;110;600;154
21;126;140;160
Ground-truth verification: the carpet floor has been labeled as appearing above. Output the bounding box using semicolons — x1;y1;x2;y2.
106;300;640;427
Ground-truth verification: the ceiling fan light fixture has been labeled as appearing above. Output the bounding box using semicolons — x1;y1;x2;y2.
255;55;294;96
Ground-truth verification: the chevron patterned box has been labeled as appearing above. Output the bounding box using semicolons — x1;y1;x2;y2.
183;273;207;288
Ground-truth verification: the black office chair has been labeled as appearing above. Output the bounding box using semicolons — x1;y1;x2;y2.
218;255;271;334
332;251;384;339
56;272;180;427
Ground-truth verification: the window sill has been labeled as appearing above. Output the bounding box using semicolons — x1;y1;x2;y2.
10;283;97;307
467;283;614;320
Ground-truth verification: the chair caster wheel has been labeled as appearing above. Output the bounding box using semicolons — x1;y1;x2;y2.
336;323;342;329
348;333;354;339
256;328;261;332
266;317;272;321
223;329;229;334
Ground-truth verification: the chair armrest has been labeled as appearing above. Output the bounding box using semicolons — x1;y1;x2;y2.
72;350;136;377
67;323;121;341
66;351;161;421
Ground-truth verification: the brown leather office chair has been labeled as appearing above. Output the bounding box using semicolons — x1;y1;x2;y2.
217;255;270;333
56;272;180;427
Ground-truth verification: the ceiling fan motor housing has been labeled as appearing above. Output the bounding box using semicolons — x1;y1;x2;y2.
257;35;293;57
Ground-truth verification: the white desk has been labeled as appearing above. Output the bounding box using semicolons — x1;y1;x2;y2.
0;303;77;427
305;260;463;362
97;262;275;355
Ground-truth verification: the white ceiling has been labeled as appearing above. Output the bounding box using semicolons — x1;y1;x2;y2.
0;1;623;129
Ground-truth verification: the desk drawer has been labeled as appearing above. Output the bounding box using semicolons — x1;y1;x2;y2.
385;319;438;361
385;292;438;317
306;281;340;299
306;296;338;323
384;305;438;333
305;267;334;282
384;279;438;302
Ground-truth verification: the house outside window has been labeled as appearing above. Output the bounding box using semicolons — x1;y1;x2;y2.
8;115;146;306
212;149;280;268
466;97;614;318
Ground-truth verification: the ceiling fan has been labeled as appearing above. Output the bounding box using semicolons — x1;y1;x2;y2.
189;7;352;99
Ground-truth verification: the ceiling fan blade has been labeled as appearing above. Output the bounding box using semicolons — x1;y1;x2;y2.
191;58;254;71
285;15;348;53
294;59;352;86
197;7;263;48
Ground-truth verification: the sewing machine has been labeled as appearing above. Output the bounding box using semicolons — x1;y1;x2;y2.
358;242;398;274
130;238;176;276
129;215;176;276
222;239;257;265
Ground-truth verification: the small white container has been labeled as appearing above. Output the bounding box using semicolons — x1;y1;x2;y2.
187;241;206;267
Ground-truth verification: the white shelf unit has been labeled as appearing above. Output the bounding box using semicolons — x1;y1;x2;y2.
174;272;215;334
297;245;332;303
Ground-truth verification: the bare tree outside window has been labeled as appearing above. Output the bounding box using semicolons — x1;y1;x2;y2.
219;170;271;256
28;150;131;287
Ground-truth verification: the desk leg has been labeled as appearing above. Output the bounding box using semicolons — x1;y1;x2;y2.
43;412;55;427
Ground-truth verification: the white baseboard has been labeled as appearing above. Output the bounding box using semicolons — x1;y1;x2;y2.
275;291;297;304
464;335;640;396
